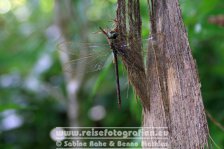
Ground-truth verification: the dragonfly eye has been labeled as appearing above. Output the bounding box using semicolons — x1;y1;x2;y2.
108;31;119;39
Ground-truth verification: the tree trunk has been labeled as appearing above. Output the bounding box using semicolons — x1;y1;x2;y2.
116;0;209;148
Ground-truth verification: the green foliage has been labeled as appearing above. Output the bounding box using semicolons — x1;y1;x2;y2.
0;0;224;148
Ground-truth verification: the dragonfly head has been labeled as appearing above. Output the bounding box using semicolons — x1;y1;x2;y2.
108;31;119;39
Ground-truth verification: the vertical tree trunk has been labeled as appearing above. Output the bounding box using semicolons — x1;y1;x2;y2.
144;0;209;148
116;0;209;148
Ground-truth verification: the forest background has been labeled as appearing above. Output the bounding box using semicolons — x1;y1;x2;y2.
0;0;224;148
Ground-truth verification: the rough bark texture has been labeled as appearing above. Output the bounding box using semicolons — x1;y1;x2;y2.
116;0;209;148
116;0;150;109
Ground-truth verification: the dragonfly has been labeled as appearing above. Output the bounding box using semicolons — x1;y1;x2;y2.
58;27;153;108
99;27;125;108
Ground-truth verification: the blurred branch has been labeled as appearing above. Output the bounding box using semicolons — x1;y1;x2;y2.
42;83;66;106
54;0;89;127
206;110;224;132
208;15;224;27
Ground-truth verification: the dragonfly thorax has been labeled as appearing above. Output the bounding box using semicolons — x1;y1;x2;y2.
108;31;119;39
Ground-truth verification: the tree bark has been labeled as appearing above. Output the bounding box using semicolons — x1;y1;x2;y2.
116;0;209;148
144;0;209;147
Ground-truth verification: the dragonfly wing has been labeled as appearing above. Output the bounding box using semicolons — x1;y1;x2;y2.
63;51;111;74
58;41;110;56
58;41;112;74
